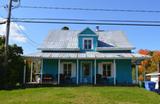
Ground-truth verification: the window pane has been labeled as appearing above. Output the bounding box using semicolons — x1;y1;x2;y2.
84;40;87;49
107;70;111;76
64;64;67;70
84;44;88;49
103;64;107;77
107;64;111;70
68;64;71;70
88;40;92;49
88;43;91;49
68;64;72;76
107;64;111;77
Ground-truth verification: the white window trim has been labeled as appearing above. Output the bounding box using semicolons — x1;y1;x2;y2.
61;62;73;77
82;38;93;50
99;62;113;78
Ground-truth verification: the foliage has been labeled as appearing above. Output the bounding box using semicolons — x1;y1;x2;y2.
138;49;160;81
0;36;24;89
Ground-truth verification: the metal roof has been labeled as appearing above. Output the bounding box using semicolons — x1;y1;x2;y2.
38;29;135;51
24;52;150;60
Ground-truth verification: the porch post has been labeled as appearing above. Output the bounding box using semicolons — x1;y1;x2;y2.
76;59;79;85
40;59;43;83
30;61;33;82
58;59;60;85
23;60;26;84
113;59;116;85
94;59;96;85
135;64;139;84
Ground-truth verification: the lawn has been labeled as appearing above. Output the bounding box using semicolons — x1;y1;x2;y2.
0;86;159;104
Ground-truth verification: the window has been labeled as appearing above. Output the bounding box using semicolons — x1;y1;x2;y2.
83;38;92;50
63;63;72;77
102;63;112;77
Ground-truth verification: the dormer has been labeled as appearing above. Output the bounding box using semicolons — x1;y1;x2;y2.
78;27;98;51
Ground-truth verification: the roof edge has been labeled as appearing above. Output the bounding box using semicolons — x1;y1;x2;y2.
37;48;80;51
97;47;136;51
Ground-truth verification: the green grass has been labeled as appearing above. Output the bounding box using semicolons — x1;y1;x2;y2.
0;86;159;104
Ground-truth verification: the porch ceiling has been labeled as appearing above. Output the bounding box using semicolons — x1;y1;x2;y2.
24;52;150;60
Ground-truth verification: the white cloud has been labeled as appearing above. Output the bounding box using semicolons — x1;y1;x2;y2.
0;20;27;43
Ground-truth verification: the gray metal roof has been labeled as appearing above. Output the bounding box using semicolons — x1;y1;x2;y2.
38;29;135;51
25;52;150;60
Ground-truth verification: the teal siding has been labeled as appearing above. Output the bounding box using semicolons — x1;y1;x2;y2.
42;59;133;85
116;59;132;84
79;27;96;34
43;59;58;77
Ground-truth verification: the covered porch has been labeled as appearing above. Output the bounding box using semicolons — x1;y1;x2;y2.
23;52;149;85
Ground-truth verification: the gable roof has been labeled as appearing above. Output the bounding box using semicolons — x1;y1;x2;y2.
38;29;135;51
79;27;97;35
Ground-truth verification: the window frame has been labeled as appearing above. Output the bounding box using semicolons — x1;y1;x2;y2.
62;62;72;77
82;38;93;50
100;62;113;78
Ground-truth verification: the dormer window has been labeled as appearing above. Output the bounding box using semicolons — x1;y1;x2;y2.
83;38;93;50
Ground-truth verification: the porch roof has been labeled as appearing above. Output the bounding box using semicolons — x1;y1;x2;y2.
24;52;150;60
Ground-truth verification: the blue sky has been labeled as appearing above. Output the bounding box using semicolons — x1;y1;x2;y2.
0;0;160;54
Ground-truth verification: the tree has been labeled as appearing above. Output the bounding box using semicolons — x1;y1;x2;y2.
0;36;24;89
138;49;160;81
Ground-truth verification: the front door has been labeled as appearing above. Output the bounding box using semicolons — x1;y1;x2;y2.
81;62;92;84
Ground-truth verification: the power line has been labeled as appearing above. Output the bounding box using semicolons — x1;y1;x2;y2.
18;5;160;13
13;21;40;46
1;5;160;13
11;17;160;23
12;20;160;27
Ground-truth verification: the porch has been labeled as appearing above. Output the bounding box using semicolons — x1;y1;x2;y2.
23;52;149;85
24;59;133;85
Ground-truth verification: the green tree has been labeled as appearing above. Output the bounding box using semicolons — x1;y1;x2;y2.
0;36;24;89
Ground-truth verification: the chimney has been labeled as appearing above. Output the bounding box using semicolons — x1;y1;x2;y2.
96;26;99;31
61;26;69;30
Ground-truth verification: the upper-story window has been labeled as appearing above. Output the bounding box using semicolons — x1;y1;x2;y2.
83;38;93;50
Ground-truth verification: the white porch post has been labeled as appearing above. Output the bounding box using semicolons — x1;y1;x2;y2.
40;59;43;83
23;60;26;84
76;59;79;85
58;59;60;85
136;64;139;84
94;59;97;85
30;61;33;82
113;59;116;85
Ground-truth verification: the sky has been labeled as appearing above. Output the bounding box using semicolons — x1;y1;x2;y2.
0;0;160;54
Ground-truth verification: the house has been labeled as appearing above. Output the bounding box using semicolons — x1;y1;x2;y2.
146;71;160;89
25;27;149;85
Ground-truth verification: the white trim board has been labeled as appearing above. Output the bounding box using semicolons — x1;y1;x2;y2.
98;62;114;78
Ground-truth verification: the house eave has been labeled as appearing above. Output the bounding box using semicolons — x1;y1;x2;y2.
37;48;80;51
24;52;150;60
97;47;136;51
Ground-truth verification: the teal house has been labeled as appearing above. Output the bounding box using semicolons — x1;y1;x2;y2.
25;27;148;85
